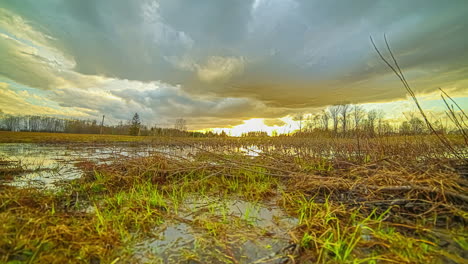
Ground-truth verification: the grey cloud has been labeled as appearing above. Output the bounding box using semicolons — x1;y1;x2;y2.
1;0;467;128
50;80;293;129
0;36;58;89
108;82;291;119
157;0;254;49
264;118;286;127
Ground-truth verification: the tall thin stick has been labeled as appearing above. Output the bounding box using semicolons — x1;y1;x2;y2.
370;35;463;159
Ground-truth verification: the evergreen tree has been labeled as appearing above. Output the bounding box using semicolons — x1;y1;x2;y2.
129;113;141;136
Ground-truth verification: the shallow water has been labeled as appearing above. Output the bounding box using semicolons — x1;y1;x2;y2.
133;196;297;263
0;142;357;189
0;143;269;188
0;143;199;188
0;143;298;262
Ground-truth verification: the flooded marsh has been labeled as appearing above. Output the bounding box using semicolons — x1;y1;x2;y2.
0;135;467;263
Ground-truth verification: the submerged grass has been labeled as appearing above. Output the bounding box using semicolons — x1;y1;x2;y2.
0;134;467;263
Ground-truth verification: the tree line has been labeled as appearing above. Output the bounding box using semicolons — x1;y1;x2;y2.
0;112;222;137
293;103;455;137
0;107;463;138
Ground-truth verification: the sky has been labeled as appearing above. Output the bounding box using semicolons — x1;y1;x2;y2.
0;0;467;134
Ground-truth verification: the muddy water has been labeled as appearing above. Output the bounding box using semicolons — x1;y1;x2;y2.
0;143;298;262
133;196;297;263
0;143;201;188
0;143;274;188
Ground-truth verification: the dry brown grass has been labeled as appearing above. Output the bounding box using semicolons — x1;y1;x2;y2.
0;134;466;263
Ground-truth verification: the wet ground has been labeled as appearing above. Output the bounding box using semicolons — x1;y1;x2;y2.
0;143;298;263
0;143;273;188
0;143;216;188
133;196;297;263
0;143;156;188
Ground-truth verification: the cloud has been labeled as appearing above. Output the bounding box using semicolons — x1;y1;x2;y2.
0;8;105;90
42;78;294;129
0;14;65;89
0;81;86;117
264;118;287;127
0;1;467;130
197;56;245;83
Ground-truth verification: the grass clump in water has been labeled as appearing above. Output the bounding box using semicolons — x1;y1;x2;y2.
0;134;466;263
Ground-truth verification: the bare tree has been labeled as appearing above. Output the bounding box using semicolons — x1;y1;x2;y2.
321;110;329;131
352;105;365;131
328;105;341;134
295;113;304;133
174;118;187;131
311;114;320;131
340;103;351;134
376;109;385;135
400;121;411;135
410;116;425;134
366;109;378;135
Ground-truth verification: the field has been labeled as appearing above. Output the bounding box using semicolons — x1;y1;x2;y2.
0;132;467;263
0;131;152;143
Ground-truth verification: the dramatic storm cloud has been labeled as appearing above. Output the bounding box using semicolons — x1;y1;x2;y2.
1;0;467;130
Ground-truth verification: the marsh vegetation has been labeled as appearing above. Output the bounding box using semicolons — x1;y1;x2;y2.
0;133;466;263
1;1;468;263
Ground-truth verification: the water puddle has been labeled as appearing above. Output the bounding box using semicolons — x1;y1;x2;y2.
0;143;201;188
238;145;263;157
0;143;271;188
133;196;297;263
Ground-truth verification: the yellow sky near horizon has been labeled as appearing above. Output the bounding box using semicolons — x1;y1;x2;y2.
1;2;467;133
198;94;467;136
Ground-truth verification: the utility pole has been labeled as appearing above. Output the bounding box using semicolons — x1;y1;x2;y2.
100;115;105;134
299;116;303;133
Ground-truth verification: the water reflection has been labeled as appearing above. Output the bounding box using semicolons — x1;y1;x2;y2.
133;196;297;263
0;143;197;188
0;143;269;188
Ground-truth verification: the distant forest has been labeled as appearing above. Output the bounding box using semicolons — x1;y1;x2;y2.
1;103;464;137
0;113;218;137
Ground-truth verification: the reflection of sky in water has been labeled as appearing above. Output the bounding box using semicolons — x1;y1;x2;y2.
0;142;346;190
0;143;200;188
238;145;262;157
1;143;299;262
0;142;371;189
0;143;271;189
134;196;297;263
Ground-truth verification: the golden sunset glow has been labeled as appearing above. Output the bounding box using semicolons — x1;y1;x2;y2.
1;2;467;263
204;118;294;136
0;1;467;131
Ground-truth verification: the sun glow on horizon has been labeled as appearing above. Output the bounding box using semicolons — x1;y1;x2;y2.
198;117;300;137
192;93;468;136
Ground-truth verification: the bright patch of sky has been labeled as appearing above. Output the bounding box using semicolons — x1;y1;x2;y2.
0;1;467;131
